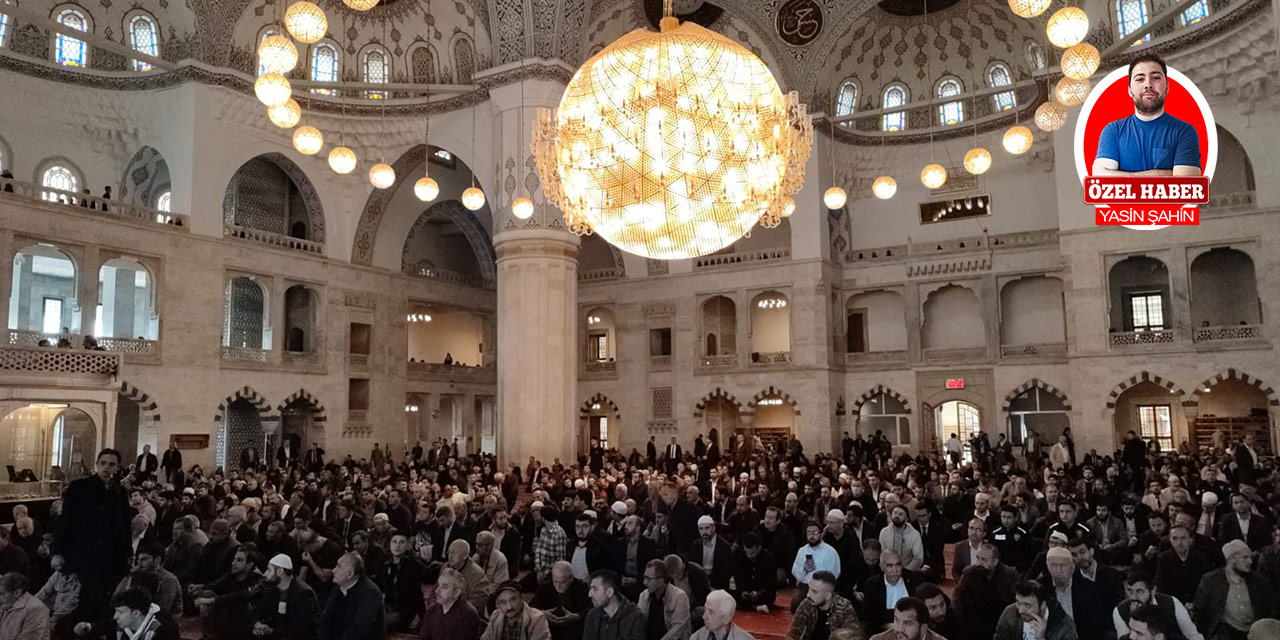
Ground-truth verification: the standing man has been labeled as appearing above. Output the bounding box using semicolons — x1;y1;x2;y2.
161;441;183;486
647;437;658;468
136;445;159;482
664;438;683;475
55;448;133;619
304;443;325;474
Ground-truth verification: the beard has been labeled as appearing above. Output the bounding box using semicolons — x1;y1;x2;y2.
1133;90;1166;116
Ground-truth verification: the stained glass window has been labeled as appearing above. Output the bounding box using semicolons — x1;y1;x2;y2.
130;15;158;71
989;64;1016;111
835;80;857;117
363;47;388;99
311;43;338;95
0;1;11;50
1117;0;1151;44
56;10;89;67
938;78;964;125
1180;0;1209;25
883;85;907;132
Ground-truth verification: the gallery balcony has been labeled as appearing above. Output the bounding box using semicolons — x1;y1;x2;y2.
0;345;120;382
0;176;189;229
9;330;159;364
407;361;496;385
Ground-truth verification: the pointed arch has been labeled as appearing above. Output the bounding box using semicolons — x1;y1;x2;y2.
213;386;279;470
1104;371;1188;410
402;200;497;285
748;385;801;415
1002;379;1071;413
222;152;326;243
277;388;329;424
579;393;621;419
119;380;161;435
1188;369;1279;408
851;385;912;415
693;388;747;418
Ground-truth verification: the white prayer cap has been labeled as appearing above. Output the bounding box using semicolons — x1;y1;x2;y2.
826;509;846;522
269;554;293;571
611;501;628;515
697;515;715;526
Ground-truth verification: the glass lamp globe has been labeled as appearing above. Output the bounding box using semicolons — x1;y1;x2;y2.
255;73;292;107
823;186;847;210
1035;101;1068;132
1008;0;1051;18
512;197;535;219
461;187;486;211
328;147;357;174
921;163;948;190
285;1;328;44
268;99;301;128
1061;43;1101;80
414;177;440;202
1003;125;1034;155
292;126;323;155
780;196;796;218
964;147;992;175
342;0;380;9
369;163;396;189
872;176;897;200
1055;77;1091;107
1046;7;1090;48
257;35;298;75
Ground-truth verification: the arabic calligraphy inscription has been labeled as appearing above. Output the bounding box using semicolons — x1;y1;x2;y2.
776;0;824;47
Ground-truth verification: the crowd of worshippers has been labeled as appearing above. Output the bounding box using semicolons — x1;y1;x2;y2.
3;430;1280;640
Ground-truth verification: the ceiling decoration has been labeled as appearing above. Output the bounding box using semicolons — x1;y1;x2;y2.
642;0;724;29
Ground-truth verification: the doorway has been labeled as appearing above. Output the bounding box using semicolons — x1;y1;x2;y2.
936;400;981;463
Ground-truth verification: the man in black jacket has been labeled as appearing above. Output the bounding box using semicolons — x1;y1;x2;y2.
688;515;732;589
161;442;182;486
531;560;592;640
860;549;919;635
136;444;159;482
731;532;777;612
319;552;386;640
56;448;133;619
253;554;320;640
73;586;180;640
378;531;425;632
1038;545;1115;640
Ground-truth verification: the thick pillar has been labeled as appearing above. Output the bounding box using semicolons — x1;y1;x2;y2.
495;229;579;466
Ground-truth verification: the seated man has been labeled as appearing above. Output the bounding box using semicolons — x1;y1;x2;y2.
861;549;918;634
690;590;756;640
317;552;385;640
0;572;49;640
637;559;692;640
114;543;182;619
378;531;426;632
731;532;778;612
422;567;483;640
786;571;862;640
531;561;592;640
252;554;320;640
73;586;180;640
869;597;945;640
1112;568;1202;640
994;580;1077;640
192;546;263;640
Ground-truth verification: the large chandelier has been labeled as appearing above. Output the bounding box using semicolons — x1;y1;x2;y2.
533;11;813;260
1046;7;1090;48
285;2;328;44
1061;43;1100;80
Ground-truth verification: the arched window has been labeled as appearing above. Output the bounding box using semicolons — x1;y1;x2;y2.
411;46;435;83
41;164;79;202
311;43;339;95
155;190;171;223
56;9;90;67
129;14;158;71
937;78;963;125
1026;42;1046;71
0;1;12;50
988;63;1016;111
1117;0;1150;44
835;80;857;117
882;84;907;132
1180;0;1209;25
453;38;475;84
362;47;389;99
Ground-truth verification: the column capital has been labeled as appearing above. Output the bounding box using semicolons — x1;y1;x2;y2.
493;228;581;261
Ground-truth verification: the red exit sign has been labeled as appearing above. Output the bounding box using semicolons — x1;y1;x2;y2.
945;378;965;390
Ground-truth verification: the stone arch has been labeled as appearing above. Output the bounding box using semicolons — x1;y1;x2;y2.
1104;372;1189;411
119;381;161;430
1188;369;1280;409
118;145;171;209
352;144;430;266
401;200;497;284
1002;379;1072;413
277;388;328;424
579;393;620;419
693;388;748;418
221;152;326;243
214;386;279;470
851;385;913;415
747;385;801;415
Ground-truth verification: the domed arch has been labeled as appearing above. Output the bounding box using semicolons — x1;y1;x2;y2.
1104;371;1188;411
579;393;620;419
748;385;801;415
116;381;161;458
278;388;328;455
222;152;325;244
214;386;278;471
851;385;912;416
401;200;497;286
1188;369;1279;409
693;388;747;419
1002;379;1071;413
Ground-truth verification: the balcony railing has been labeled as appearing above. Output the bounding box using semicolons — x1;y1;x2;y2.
694;248;790;269
348;410;368;424
579;268;622;282
699;354;739;368
409;266;491;289
1000;343;1068;359
750;351;792;365
0;176;189;228
922;346;987;362
407;361;497;384
9;330;158;362
281;350;321;366
225;223;323;254
584;361;617;373
221;346;269;362
649;355;672;370
348;353;370;367
0;345;120;376
1110;329;1175;347
1194;325;1262;342
844;350;908;365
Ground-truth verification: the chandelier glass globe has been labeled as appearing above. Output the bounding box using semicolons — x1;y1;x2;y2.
461;186;486;211
285;1;328;44
268;98;301;128
512;197;535;219
1003;125;1034;155
414;177;440;202
292;126;323;155
823;187;847;210
1055;77;1091;106
255;73;292;107
780;196;796;218
1008;0;1051;18
964;147;992;175
328;146;357;174
257;35;298;75
342;0;380;9
921;163;948;189
532;15;813;260
872;176;897;200
369;163;396;189
1046;7;1090;48
1061;43;1101;80
1035;101;1068;131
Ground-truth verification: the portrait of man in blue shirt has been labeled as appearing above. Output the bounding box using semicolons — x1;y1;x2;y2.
1092;53;1202;177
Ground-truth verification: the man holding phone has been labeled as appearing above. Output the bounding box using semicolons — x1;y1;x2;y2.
995;581;1077;640
790;521;841;613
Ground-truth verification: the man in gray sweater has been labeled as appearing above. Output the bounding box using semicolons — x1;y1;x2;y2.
583;570;645;640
